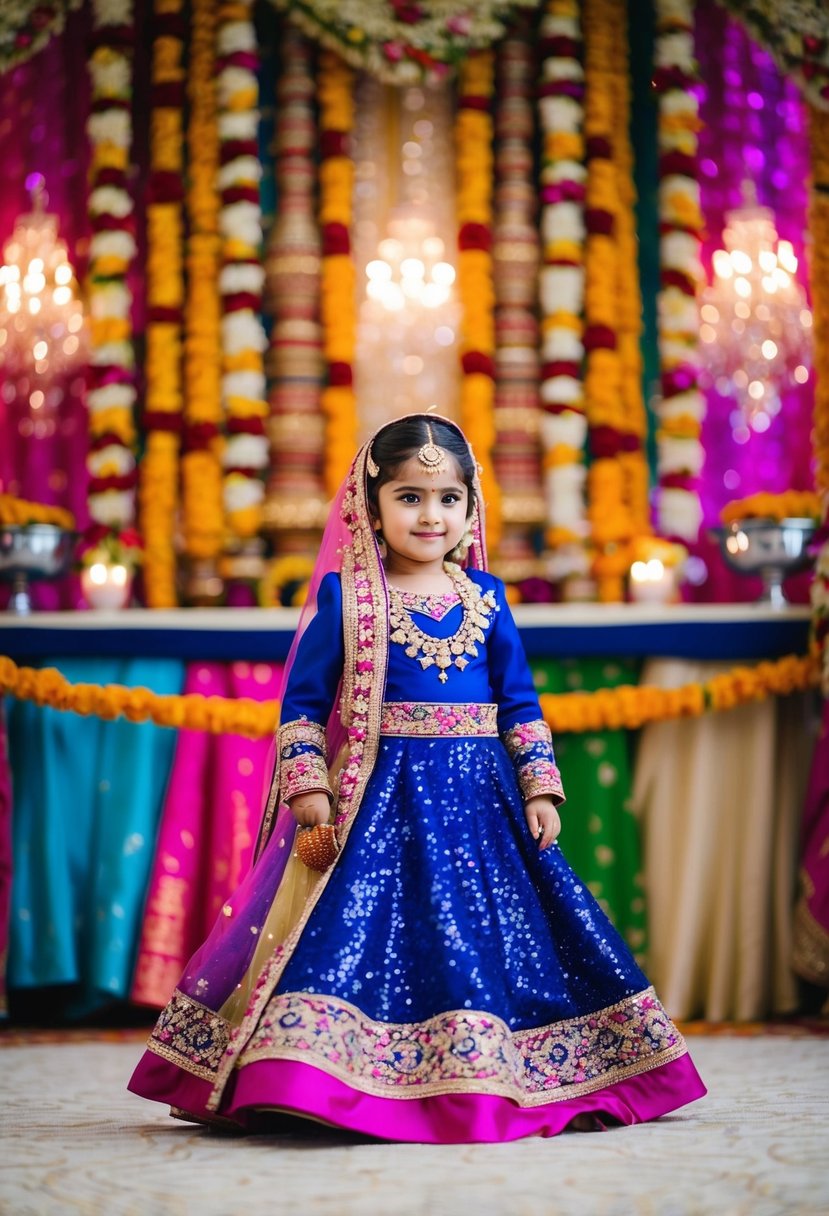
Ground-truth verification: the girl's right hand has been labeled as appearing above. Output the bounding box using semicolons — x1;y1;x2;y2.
288;791;331;827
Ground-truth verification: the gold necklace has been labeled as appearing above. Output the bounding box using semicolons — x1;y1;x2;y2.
388;571;497;683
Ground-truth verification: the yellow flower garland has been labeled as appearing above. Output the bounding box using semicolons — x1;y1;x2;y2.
582;0;631;601
0;495;75;530
139;0;185;608
0;650;816;740
456;51;501;547
318;50;357;498
721;491;822;525
182;0;224;562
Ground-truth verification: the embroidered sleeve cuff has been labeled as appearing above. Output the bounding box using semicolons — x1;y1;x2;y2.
278;718;332;803
502;719;565;805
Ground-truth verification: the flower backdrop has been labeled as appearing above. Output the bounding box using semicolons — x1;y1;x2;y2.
0;0;821;611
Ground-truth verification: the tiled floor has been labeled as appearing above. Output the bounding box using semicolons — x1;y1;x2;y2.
1;1032;828;1215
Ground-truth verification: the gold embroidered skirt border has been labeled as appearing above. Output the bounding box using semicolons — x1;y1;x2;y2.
379;701;499;737
238;987;687;1105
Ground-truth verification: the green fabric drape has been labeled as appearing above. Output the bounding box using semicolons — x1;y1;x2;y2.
532;655;647;964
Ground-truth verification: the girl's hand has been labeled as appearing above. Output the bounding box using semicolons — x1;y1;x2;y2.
525;796;561;851
289;791;331;828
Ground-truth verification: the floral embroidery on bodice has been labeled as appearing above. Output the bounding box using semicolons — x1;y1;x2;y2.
395;589;462;622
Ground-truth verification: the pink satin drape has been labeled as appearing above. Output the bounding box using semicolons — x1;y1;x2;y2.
130;661;284;1008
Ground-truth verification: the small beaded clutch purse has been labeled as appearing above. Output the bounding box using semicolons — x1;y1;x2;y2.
295;823;340;872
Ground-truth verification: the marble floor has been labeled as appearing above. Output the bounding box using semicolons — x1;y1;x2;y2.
1;1030;828;1216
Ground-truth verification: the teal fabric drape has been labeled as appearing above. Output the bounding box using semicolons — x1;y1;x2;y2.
531;656;647;964
6;657;184;1016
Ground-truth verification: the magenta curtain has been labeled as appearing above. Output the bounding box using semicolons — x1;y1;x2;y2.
695;0;813;604
0;6;92;609
130;661;284;1009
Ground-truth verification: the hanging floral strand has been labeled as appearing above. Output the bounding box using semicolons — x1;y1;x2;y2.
182;0;224;567
139;0;186;608
456;50;500;546
609;0;650;541
653;0;705;544
216;0;269;544
318;49;357;498
264;26;327;535
537;0;590;583
85;0;138;530
582;0;631;601
492;22;545;572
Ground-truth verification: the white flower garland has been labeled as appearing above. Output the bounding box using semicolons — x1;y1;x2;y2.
537;0;590;577
216;0;269;542
85;0;137;529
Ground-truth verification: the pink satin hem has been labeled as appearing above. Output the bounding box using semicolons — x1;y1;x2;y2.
129;1050;706;1143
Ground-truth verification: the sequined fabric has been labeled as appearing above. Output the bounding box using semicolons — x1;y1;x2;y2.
276;733;646;1029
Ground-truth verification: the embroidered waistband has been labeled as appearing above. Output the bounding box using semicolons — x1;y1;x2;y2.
379;702;499;737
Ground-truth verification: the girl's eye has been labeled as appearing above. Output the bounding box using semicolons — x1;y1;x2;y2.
400;493;420;504
442;494;460;505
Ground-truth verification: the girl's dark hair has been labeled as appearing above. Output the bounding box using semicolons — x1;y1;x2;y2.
366;417;476;519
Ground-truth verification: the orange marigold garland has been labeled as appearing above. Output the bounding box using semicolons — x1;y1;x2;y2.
182;0;224;565
217;0;270;543
0;650;816;739
86;0;138;530
318;49;357;499
653;0;705;544
582;0;632;601
139;0;186;608
456;50;500;546
537;0;590;583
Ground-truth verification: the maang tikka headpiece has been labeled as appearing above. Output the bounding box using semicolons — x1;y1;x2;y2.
417;424;450;476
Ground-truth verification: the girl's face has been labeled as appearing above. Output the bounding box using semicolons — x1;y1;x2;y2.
375;455;470;574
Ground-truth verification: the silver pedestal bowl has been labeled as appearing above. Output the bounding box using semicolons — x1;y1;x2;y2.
0;525;76;615
711;517;817;609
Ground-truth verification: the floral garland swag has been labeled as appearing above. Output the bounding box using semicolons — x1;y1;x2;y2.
537;0;590;590
181;0;225;593
139;0;186;608
217;0;270;583
0;650;817;739
85;0;138;533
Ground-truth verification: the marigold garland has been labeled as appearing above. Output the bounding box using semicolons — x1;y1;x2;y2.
139;0;186;608
318;49;357;499
537;0;590;579
456;50;500;547
0;650;816;739
182;0;225;563
85;0;138;531
653;0;705;544
217;0;270;541
0;495;75;530
721;491;822;526
582;0;635;601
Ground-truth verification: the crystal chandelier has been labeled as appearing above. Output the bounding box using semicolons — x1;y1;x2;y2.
0;175;86;381
699;197;812;440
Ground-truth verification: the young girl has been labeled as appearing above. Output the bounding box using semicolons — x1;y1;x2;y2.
129;414;705;1141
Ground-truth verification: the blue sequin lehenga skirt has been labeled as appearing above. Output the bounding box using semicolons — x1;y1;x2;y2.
130;731;706;1141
